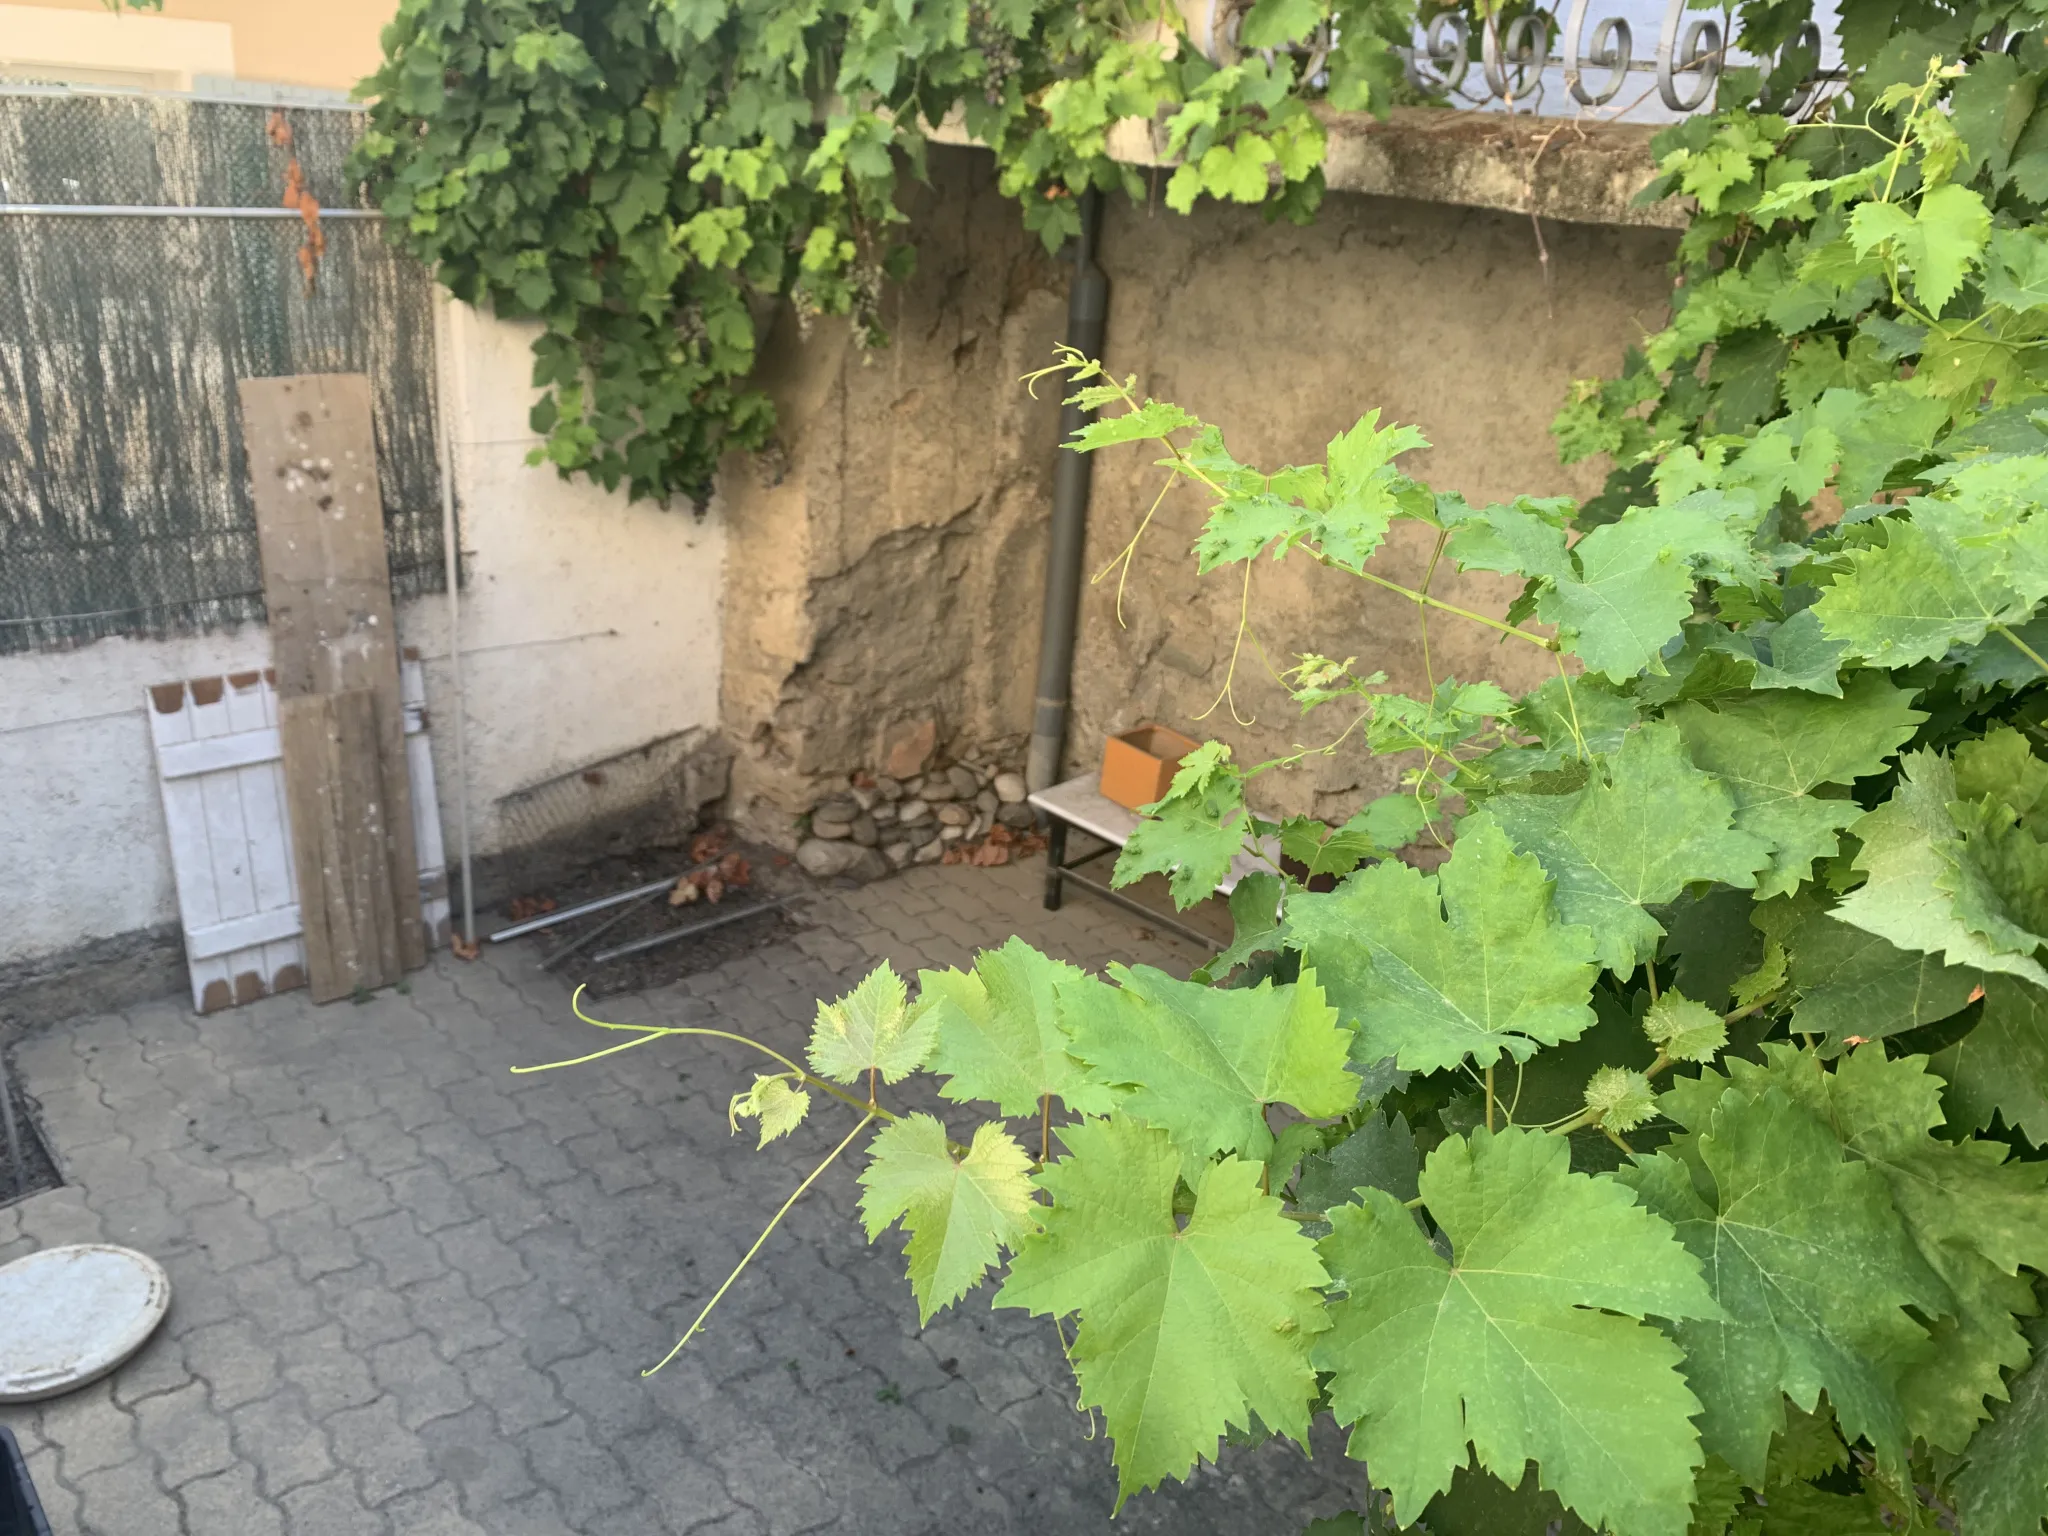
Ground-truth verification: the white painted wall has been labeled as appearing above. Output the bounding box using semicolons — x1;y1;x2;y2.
0;298;727;970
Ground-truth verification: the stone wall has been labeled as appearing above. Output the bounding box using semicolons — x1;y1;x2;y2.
720;140;1681;843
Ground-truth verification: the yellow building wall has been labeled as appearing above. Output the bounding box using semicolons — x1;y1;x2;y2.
1;0;397;93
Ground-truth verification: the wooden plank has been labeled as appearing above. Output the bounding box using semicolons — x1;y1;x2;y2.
185;906;304;962
241;373;425;973
278;689;403;1003
157;728;282;780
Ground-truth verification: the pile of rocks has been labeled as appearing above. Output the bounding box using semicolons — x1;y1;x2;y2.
796;760;1033;880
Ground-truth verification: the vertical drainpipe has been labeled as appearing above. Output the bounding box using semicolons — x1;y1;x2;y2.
1025;188;1108;793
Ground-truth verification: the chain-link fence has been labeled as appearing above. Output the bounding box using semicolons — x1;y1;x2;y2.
0;88;446;655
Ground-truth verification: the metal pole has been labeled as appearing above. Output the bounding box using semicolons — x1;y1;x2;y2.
485;873;693;943
1026;189;1109;793
587;897;793;966
433;291;478;948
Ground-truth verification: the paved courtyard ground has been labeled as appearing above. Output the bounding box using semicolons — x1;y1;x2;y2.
0;861;1369;1535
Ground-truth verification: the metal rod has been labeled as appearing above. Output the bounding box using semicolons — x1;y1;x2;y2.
486;873;692;943
588;897;793;966
0;204;384;218
538;888;668;971
1049;866;1222;952
432;291;477;948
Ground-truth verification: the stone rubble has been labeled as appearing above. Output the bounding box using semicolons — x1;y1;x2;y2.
797;751;1044;878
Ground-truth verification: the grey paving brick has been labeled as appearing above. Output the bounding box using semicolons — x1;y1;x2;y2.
177;1320;280;1411
230;1163;318;1220
384;1165;478;1234
134;1380;235;1488
325;1396;437;1507
73;1452;181;1536
378;1480;491;1536
229;1255;329;1339
434;1217;530;1297
272;1204;364;1280
401;1273;507;1362
306;1159;397;1227
182;1196;276;1272
107;1332;191;1410
19;1445;78;1534
352;1211;447;1289
276;1324;379;1418
230;1399;336;1500
459;1340;568;1437
182;1461;288;1536
36;1382;137;1481
281;1475;388;1536
366;1336;471;1430
519;1413;636;1526
417;1405;538;1514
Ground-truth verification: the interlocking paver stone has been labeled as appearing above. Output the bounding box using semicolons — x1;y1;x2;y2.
1;861;1365;1535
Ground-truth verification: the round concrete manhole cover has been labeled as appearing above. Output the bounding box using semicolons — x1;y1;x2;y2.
0;1245;170;1403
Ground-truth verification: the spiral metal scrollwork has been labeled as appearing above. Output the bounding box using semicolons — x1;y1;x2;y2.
1482;12;1554;101
1562;0;1633;107
1656;0;1725;111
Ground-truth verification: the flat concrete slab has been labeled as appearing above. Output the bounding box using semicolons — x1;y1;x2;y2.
0;1245;169;1403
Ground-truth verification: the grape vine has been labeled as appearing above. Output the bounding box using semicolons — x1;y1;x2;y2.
507;9;2048;1536
347;0;1414;505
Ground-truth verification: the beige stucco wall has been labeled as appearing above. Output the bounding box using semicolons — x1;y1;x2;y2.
722;142;1680;837
2;0;394;92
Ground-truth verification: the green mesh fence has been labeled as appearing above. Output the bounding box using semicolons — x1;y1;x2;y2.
0;89;447;654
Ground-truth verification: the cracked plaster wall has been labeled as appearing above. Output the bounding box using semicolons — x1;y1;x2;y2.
722;143;1681;840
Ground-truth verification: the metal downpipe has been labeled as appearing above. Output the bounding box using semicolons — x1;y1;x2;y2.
1025;188;1108;793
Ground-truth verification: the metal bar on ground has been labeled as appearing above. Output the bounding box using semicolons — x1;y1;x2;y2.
486;873;690;943
587;897;793;966
538;888;668;972
1052;866;1221;951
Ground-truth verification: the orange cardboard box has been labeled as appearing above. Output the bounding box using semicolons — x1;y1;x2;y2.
1099;724;1201;811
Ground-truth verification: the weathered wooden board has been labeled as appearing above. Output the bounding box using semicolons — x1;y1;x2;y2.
278;689;403;1003
147;669;305;1014
148;659;449;1013
241;372;425;974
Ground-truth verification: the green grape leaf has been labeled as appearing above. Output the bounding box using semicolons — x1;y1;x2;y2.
1985;226;2048;312
1952;1313;2048;1536
1585;1067;1658;1133
1831;751;2048;986
1279;794;1425;878
1720;1044;2048;1449
1946;795;2048;959
727;1074;811;1147
1237;0;1322;48
919;940;1117;1118
1750;608;1847;697
1537;495;1766;682
996;1117;1330;1504
1847;183;1990;313
1115;802;1249;908
810;963;938;1085
1768;891;1984;1049
1490;723;1773;973
858;1115;1037;1323
1315;1127;1717;1536
1204;871;1286;981
1812;384;1951;509
1956;725;2048;815
1812;499;2048;667
1285;814;1598;1073
1934;975;2048;1146
1619;1085;1944;1482
1669;673;1925;899
1314;411;1430;572
1643;993;1727;1064
1295;1110;1420;1211
1060;964;1356;1167
1070;399;1200;451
